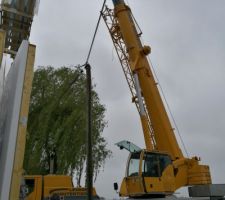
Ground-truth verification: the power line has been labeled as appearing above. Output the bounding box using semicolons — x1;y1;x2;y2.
83;2;106;200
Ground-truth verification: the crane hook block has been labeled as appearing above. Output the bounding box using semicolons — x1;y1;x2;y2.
142;45;151;55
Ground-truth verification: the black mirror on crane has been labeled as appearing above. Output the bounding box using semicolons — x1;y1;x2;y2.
113;182;118;191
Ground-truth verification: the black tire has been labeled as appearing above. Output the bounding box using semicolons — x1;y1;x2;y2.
50;194;60;200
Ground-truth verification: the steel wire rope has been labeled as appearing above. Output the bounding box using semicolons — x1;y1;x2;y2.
80;2;106;199
85;0;107;65
130;8;190;157
148;58;190;158
27;3;107;196
42;0;106;105
58;0;107;102
60;0;107;94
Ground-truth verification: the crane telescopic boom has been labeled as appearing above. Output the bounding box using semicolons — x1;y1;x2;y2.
112;0;183;160
102;0;211;197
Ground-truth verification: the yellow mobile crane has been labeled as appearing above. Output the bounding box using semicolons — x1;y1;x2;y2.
1;0;223;199
102;0;211;197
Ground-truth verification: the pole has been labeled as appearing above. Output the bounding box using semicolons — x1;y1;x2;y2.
85;63;92;200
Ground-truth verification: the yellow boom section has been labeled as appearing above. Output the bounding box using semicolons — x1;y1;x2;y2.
103;0;183;160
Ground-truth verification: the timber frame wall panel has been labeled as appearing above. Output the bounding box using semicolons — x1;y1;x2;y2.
0;40;35;200
10;43;35;200
0;30;6;66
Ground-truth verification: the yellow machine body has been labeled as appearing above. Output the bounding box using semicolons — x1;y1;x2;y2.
119;150;210;197
24;175;97;200
102;0;212;197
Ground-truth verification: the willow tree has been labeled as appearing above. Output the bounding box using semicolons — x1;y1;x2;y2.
24;66;111;185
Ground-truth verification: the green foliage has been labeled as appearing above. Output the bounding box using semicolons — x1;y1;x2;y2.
24;66;111;185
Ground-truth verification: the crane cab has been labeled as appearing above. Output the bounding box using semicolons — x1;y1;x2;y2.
116;141;176;197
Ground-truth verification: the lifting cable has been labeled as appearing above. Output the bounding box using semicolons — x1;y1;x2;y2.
49;0;106;102
148;58;190;158
84;0;106;65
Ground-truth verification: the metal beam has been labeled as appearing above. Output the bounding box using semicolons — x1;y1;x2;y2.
0;30;6;67
9;43;35;200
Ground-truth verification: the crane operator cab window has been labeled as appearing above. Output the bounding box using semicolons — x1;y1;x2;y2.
142;153;172;177
128;152;140;177
127;151;172;178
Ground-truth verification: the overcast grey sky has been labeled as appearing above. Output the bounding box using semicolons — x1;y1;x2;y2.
29;0;225;198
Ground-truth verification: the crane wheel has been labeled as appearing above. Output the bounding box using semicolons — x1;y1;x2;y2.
50;194;60;200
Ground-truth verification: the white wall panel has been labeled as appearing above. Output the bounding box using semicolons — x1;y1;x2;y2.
0;40;29;200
